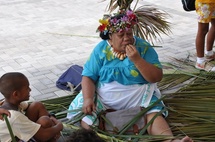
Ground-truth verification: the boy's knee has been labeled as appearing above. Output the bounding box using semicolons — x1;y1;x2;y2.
37;116;53;128
29;102;45;109
25;101;50;122
27;101;47;115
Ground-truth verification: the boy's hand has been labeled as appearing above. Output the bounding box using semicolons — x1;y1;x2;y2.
0;108;11;121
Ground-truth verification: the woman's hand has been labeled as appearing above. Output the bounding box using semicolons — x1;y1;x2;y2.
125;44;163;83
82;98;96;115
82;76;96;115
125;44;141;62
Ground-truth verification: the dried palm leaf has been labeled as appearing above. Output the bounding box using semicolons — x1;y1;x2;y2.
104;0;171;44
164;76;215;142
134;6;171;44
106;0;135;12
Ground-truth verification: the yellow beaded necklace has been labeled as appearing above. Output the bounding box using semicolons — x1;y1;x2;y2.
108;38;135;61
111;48;127;60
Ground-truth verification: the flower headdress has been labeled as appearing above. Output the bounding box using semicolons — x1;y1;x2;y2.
96;0;171;44
97;9;138;34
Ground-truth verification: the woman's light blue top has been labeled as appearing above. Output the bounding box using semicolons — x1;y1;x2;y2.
82;36;162;85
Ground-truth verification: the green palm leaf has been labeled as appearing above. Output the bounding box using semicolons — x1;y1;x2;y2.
39;58;215;142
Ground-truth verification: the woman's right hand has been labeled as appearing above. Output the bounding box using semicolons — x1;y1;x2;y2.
81;76;96;115
82;98;96;115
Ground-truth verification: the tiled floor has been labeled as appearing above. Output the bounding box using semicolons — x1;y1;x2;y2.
0;0;199;101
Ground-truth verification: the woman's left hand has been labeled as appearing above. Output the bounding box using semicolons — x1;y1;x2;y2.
125;44;163;83
125;44;141;62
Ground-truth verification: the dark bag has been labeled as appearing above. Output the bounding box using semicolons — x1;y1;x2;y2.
56;65;83;92
99;106;146;135
181;0;196;11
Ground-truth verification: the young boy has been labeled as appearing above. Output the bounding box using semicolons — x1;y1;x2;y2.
0;72;63;142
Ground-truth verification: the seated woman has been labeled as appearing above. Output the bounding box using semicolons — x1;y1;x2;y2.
67;9;193;142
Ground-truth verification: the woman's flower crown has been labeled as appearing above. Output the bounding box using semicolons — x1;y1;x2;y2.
97;10;138;34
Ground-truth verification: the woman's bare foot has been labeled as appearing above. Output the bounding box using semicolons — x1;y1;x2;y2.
170;136;193;142
180;136;193;142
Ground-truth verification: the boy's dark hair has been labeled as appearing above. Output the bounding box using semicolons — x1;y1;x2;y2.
0;72;27;98
66;128;105;142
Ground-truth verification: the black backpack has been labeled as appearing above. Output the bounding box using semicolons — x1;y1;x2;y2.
181;0;196;11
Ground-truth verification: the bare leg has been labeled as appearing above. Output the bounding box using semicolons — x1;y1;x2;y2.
196;22;209;58
36;116;58;142
146;113;193;142
206;19;215;51
36;116;53;128
25;102;61;142
146;113;173;136
25;101;50;122
180;136;193;142
81;120;91;129
170;136;193;142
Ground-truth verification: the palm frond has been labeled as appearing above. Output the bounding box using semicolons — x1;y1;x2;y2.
40;57;215;142
106;0;119;12
134;6;171;44
164;74;215;142
104;0;172;44
106;0;135;12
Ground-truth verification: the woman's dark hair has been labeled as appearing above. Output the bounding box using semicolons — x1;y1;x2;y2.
99;31;110;40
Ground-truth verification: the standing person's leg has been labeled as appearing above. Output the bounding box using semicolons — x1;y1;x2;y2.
205;3;215;60
195;1;209;68
206;19;215;59
195;22;209;58
195;2;215;71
